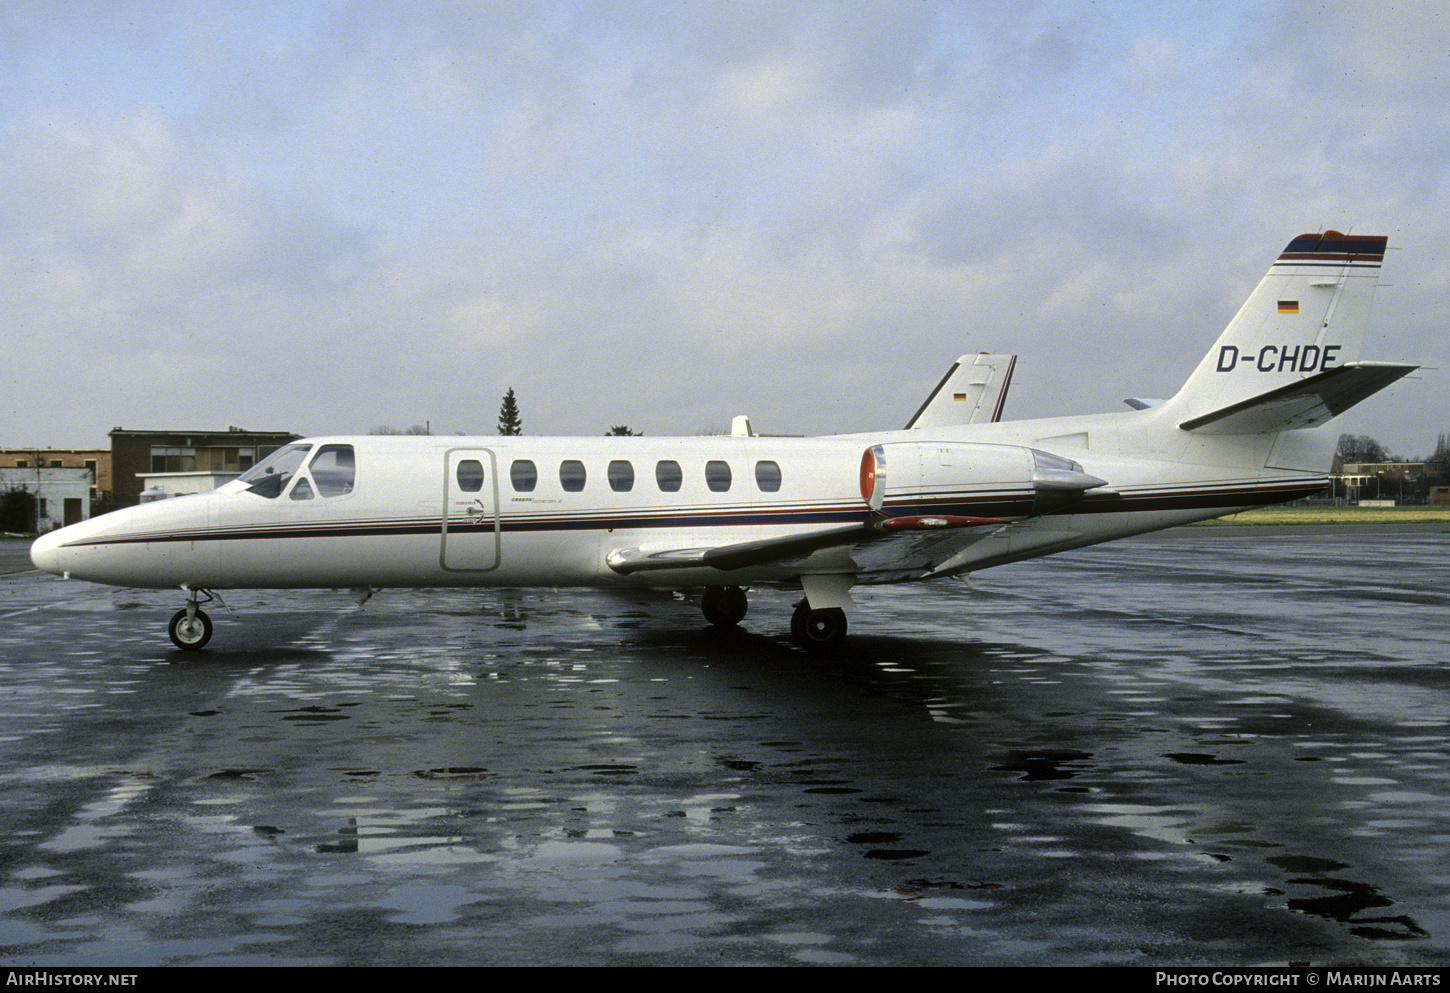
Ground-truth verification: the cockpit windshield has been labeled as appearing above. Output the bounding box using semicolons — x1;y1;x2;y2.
237;444;311;498
236;443;357;499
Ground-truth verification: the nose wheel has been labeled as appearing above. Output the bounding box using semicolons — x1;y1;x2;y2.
169;589;222;650
169;607;213;650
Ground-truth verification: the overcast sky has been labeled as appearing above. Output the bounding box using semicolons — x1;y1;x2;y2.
4;1;1446;455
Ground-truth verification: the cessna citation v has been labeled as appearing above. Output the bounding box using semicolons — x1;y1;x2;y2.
32;231;1417;652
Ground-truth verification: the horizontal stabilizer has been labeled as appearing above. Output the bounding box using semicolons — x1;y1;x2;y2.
1178;362;1418;435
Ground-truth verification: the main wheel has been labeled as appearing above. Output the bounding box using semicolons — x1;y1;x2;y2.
169;608;213;650
701;586;748;627
790;604;847;652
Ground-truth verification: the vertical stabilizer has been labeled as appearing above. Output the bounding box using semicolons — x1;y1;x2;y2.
1166;232;1388;425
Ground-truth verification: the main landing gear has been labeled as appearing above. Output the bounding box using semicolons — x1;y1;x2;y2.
790;600;847;652
699;585;849;652
701;586;749;628
168;590;219;651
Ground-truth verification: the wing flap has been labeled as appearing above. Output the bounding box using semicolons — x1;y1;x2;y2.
1178;362;1418;435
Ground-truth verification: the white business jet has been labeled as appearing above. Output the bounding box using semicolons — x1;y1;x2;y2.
31;231;1416;652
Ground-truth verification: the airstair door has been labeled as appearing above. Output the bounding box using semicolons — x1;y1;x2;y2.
441;448;500;572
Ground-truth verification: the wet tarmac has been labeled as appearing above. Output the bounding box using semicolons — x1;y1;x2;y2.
0;527;1447;967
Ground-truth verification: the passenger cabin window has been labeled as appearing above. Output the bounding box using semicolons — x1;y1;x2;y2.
755;460;782;492
309;445;355;497
705;460;732;492
608;460;634;492
238;443;311;499
656;460;682;492
511;460;537;492
456;459;484;492
559;460;586;492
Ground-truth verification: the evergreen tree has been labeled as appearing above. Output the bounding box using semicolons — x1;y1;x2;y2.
606;425;638;436
497;388;523;436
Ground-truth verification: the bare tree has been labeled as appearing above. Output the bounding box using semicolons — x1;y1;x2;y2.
1338;433;1391;463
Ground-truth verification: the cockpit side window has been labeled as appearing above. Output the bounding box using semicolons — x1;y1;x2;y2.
238;444;312;499
308;445;356;497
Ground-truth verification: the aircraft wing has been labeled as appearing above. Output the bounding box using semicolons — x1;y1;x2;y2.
605;514;1011;577
606;524;868;575
905;353;1016;429
1178;362;1419;435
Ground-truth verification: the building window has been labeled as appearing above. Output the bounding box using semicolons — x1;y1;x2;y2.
151;446;197;473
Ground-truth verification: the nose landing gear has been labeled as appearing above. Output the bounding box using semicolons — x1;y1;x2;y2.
168;590;221;650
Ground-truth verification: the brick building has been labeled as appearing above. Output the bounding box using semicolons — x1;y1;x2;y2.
108;427;299;508
0;448;111;505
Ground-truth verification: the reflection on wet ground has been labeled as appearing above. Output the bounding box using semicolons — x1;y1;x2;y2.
0;528;1447;966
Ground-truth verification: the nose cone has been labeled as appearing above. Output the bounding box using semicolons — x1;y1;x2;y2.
30;528;65;576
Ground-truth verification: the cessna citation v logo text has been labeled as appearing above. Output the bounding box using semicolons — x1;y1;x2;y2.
1216;343;1342;374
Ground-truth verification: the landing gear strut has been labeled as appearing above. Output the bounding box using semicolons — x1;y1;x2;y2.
790;600;848;652
168;590;218;650
701;585;748;628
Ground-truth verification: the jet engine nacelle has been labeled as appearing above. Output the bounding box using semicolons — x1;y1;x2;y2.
860;441;1107;520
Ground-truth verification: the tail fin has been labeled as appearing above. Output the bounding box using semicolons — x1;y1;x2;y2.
1165;231;1405;430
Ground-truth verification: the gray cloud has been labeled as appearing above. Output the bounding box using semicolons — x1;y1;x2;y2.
2;1;1444;454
